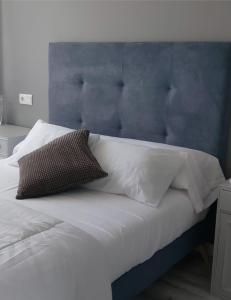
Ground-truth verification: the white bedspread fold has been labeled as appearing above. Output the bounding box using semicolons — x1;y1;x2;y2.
0;199;112;300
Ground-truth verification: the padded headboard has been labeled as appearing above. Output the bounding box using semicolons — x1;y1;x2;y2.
49;42;231;167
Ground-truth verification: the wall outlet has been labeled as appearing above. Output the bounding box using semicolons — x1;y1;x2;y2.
19;94;33;105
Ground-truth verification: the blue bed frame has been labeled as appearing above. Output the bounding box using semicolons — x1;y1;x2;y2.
49;42;231;300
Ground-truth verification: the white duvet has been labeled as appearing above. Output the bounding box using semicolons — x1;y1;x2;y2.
0;199;112;300
0;159;207;300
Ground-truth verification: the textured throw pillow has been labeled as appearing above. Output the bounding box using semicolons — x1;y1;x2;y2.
16;129;107;199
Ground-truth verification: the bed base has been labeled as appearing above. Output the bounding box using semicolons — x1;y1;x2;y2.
112;203;216;300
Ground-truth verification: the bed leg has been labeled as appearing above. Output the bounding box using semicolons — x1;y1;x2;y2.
196;243;212;267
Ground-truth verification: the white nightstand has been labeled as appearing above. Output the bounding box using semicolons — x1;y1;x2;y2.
211;180;231;299
0;124;30;159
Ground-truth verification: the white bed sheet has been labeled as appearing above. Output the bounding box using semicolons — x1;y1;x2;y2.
0;159;207;282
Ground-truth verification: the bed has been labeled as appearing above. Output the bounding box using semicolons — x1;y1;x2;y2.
48;42;231;300
0;42;230;300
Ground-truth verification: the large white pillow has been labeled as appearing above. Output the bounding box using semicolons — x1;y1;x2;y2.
84;139;183;207
8;120;99;167
100;135;225;212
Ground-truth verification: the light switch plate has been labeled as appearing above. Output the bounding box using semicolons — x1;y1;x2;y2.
19;94;33;105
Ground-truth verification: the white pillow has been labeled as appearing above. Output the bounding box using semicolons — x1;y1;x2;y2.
100;135;225;212
8;119;100;167
171;150;225;212
84;139;183;207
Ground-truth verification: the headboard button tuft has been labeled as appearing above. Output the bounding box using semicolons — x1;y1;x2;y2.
163;129;168;137
117;80;124;88
117;124;122;130
79;78;84;86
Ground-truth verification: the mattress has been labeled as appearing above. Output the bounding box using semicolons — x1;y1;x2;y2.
0;159;207;282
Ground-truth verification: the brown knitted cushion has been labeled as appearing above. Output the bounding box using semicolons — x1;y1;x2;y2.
16;129;107;199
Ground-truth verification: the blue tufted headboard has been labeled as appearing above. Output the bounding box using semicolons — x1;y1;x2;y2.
49;42;231;168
